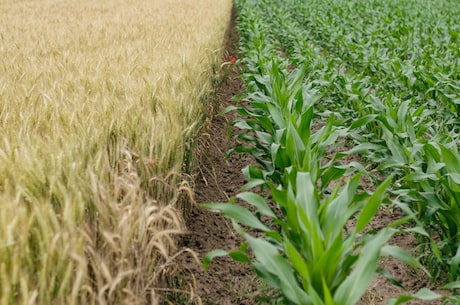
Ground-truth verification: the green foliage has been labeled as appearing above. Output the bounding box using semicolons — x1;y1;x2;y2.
205;173;396;305
206;0;460;303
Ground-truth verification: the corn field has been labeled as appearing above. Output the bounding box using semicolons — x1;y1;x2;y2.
205;0;460;304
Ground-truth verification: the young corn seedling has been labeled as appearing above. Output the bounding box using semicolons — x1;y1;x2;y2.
212;49;421;305
217;1;447;304
204;171;423;305
227;59;348;188
364;94;460;283
394;142;460;283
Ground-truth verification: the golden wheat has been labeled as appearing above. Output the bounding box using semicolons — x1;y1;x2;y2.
0;0;232;304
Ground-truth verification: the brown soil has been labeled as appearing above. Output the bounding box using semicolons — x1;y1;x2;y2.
173;5;448;305
174;6;260;305
176;67;259;304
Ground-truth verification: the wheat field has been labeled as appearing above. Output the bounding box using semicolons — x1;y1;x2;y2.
0;0;232;304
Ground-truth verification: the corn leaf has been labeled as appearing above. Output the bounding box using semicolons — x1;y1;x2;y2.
243;232;313;305
203;203;270;231
203;249;228;270
333;228;395;305
237;192;276;218
355;176;392;233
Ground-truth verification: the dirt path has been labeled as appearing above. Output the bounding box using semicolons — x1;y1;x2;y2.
178;74;258;304
175;7;260;305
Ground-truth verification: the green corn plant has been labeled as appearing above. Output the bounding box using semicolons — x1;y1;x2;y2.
204;171;423;305
225;1;454;303
227;59;350;188
394;142;460;282
361;93;460;282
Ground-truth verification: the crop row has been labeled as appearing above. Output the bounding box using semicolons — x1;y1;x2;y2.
0;1;232;304
206;0;460;304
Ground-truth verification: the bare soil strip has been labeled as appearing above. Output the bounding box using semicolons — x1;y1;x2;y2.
176;7;259;305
